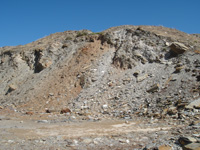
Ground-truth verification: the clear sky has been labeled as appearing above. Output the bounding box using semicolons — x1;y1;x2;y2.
0;0;199;47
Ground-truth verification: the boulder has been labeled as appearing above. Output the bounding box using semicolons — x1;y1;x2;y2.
183;143;200;150
167;106;177;115
60;108;71;114
170;42;189;54
147;84;159;92
45;109;60;113
137;74;148;82
133;71;139;77
178;136;197;146
186;98;200;109
25;111;33;115
8;84;17;92
175;65;185;73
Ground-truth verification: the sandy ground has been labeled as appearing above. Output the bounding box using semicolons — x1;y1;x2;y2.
0;111;182;149
0;117;172;139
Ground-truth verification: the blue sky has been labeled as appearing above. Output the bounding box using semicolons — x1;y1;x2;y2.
0;0;199;47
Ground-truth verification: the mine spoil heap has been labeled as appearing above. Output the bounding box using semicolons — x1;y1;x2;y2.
0;25;200;149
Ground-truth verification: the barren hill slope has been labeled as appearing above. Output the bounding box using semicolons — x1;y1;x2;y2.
0;25;200;149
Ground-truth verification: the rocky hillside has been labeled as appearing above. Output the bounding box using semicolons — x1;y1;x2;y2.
0;25;199;114
0;25;200;149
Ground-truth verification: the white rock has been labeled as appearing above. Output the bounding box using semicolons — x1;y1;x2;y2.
83;138;92;144
49;93;54;96
165;42;170;46
102;104;108;109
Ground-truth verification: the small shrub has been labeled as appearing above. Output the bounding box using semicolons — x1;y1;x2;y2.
76;31;88;37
